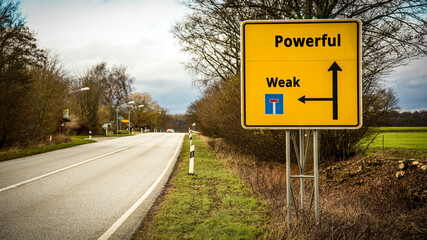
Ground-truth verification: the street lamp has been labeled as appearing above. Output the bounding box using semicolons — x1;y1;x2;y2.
62;87;90;134
69;87;90;94
116;101;135;134
127;101;135;134
134;105;144;133
128;104;144;135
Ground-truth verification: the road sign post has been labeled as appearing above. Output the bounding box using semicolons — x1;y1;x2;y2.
241;19;362;228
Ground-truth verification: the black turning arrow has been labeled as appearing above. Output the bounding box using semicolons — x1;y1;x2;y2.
298;96;333;103
298;61;342;120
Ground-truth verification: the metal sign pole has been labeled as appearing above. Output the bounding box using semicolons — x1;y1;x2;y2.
286;129;320;228
286;130;291;228
313;130;320;224
299;129;305;211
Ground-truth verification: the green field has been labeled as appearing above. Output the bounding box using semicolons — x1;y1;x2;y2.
369;131;427;150
378;126;427;132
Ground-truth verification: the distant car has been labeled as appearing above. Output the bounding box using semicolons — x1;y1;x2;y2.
166;129;175;133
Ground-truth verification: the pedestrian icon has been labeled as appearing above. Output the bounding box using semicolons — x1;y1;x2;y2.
265;94;283;115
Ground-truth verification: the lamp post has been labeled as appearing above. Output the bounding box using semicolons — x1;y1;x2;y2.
127;101;135;134
128;104;144;135
136;105;144;133
63;87;89;134
116;101;134;134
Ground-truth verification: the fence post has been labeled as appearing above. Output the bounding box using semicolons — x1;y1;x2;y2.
382;135;384;151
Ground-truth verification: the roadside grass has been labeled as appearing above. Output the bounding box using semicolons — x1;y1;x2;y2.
132;133;270;240
0;136;95;162
131;129;425;239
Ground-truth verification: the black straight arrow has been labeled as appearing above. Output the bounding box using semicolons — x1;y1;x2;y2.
298;61;342;120
328;61;341;120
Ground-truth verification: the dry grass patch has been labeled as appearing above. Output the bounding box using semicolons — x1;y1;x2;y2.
207;138;427;239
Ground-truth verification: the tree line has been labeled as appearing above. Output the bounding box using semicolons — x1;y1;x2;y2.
387;110;427;127
177;0;426;161
0;0;181;150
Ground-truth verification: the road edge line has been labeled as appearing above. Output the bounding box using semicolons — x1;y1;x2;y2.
97;135;184;240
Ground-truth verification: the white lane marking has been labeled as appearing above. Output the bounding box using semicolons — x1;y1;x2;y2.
0;136;159;193
98;135;184;240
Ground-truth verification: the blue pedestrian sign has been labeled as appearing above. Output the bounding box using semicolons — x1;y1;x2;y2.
265;94;283;115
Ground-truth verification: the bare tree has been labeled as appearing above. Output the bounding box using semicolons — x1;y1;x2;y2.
129;92;157;129
69;63;134;134
91;62;134;107
172;0;247;84
127;92;172;131
174;0;426;86
0;0;46;148
28;53;69;142
176;0;426;159
73;71;103;135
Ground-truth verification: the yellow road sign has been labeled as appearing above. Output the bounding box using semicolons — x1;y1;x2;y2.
241;19;362;129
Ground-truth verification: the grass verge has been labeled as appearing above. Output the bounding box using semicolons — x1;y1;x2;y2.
0;136;95;162
132;133;270;239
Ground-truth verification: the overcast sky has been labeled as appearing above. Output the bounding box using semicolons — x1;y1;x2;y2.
385;57;427;111
21;0;426;113
21;0;198;114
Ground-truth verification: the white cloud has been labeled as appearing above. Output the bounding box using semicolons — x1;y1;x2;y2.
21;0;197;113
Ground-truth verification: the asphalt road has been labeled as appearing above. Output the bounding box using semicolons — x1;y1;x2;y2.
0;133;184;240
